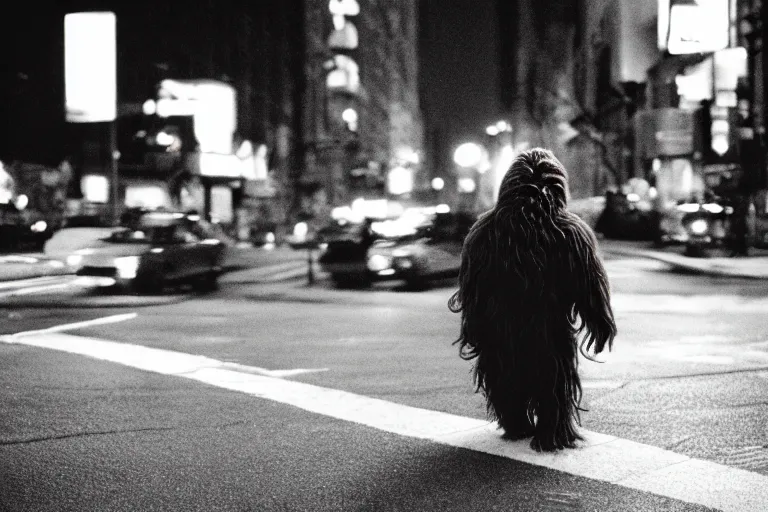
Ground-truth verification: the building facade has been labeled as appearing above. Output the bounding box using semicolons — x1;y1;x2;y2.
3;0;425;235
301;0;424;222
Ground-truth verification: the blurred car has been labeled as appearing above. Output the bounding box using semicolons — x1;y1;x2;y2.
0;201;54;252
318;209;473;288
66;211;226;294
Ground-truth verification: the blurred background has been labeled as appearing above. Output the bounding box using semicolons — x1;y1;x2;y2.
0;0;766;252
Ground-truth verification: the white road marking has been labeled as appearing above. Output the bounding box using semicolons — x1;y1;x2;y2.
218;361;329;378
9;313;138;337
2;326;767;511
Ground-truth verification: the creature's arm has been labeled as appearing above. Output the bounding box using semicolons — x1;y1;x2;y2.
448;212;494;360
565;213;617;356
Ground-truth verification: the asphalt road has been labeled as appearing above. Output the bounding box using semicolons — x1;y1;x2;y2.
1;253;767;511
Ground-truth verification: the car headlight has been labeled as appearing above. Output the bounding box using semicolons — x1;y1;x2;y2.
689;219;709;235
66;254;83;267
30;220;48;233
114;256;140;279
367;254;392;272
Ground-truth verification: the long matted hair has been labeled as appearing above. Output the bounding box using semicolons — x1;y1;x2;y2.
448;148;616;451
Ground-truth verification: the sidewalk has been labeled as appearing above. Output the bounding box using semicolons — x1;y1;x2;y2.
599;239;768;280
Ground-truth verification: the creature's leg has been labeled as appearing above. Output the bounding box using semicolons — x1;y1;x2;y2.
530;356;584;452
477;357;535;440
497;392;535;441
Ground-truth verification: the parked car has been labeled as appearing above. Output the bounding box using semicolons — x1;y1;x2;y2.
318;210;473;289
65;211;226;294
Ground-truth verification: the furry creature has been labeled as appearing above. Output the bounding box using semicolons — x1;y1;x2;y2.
448;148;617;452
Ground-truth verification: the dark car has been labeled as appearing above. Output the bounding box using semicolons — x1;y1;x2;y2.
66;211;225;294
318;209;473;288
0;202;54;253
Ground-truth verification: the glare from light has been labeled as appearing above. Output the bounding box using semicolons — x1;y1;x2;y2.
387;166;413;196
627;193;641;202
329;0;360;16
15;194;29;210
677;203;701;213
142;99;156;115
453;142;484;168
66;254;83;267
652;158;662;172
458;178;476;193
30;220;48;233
332;206;353;220
115;256;140;279
155;131;175;146
690;219;709;235
702;203;724;214
293;222;308;240
711;135;729;156
81;174;109;203
435;204;450;214
486;126;500;136
342;108;358;131
496;120;511;132
367;254;392;272
431;177;445;191
342;108;358;123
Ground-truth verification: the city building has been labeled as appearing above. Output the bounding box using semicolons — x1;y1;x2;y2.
2;0;425;237
301;0;424;223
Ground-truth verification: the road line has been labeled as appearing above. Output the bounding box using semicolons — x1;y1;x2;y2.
7;313;138;338
2;328;767;511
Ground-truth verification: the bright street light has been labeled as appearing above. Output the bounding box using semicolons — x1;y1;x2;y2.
453;142;484;168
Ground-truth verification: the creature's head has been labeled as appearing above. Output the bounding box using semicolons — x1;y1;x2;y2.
496;148;569;215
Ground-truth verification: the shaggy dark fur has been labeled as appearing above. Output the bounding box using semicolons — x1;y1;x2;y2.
448;148;617;452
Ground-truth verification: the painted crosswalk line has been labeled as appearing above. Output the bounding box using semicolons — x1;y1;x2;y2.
2;316;768;512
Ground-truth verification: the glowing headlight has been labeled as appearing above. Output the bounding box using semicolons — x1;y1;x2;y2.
689;219;709;235
114;256;140;279
30;220;48;233
367;254;392;272
66;254;83;267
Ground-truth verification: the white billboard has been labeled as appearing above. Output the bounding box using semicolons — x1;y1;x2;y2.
65;12;117;123
659;0;730;55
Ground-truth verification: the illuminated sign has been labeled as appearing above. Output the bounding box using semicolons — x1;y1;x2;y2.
156;80;237;155
659;0;729;54
64;12;117;123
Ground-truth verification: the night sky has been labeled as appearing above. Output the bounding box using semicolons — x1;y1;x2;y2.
419;0;503;170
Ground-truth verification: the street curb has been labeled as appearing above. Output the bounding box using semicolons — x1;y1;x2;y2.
601;247;768;280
